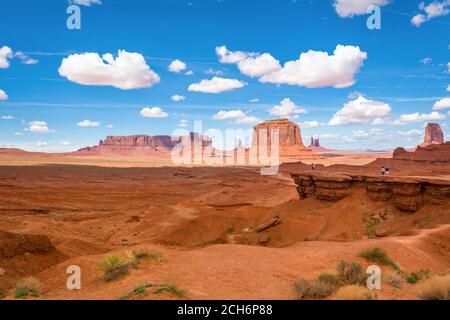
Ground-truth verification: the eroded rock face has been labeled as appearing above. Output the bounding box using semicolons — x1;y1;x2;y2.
422;123;444;146
0;231;59;258
251;119;320;162
291;173;450;213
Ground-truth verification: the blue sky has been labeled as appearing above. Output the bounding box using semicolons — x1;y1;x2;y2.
0;0;449;152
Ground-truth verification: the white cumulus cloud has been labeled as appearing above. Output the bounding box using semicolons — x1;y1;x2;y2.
0;89;8;100
269;98;308;119
394;111;446;124
216;46;281;78
213;109;260;126
260;45;367;89
188;77;246;94
140;107;168;118
171;95;186;102
433;97;450;110
334;0;391;18
329;96;391;126
58;50;160;90
168;59;187;73
77;120;100;127
14;51;38;65
0;46;13;69
25;121;53;133
412;0;450;27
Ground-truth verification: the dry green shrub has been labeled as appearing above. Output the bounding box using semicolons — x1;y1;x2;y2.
293;280;335;300
336;261;368;285
15;277;41;298
405;269;430;284
418;275;450;300
383;273;404;289
132;249;164;263
333;285;377;300
99;253;136;281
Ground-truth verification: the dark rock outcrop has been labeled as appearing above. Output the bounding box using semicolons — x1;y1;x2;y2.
291;172;450;213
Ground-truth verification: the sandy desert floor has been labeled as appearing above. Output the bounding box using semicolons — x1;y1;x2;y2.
0;153;449;300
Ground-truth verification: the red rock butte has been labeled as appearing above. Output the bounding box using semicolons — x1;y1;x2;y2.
421;123;445;147
251;118;320;163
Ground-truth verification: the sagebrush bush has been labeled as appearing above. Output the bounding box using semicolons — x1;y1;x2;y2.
293;280;335;300
333;285;377;300
359;247;400;271
15;277;41;298
418;275;450;300
336;261;368;285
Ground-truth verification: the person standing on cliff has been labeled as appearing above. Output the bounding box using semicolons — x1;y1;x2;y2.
381;166;386;176
312;163;316;170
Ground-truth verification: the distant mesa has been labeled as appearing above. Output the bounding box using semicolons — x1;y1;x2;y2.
74;134;212;158
72;119;320;163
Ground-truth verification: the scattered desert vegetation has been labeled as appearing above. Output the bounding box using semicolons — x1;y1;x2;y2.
14;277;41;299
336;261;368;285
131;248;165;263
98;252;137;281
333;285;377;300
404;269;430;284
417;275;450;300
121;283;186;300
383;273;404;289
359;247;400;272
293;280;336;300
294;260;371;300
99;249;165;282
226;226;235;235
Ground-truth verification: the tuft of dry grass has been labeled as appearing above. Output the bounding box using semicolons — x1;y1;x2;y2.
15;277;41;298
132;249;165;263
121;283;186;300
383;273;404;289
336;261;368;285
405;269;430;284
98;253;136;282
293;280;336;300
333;285;377;300
418;275;450;300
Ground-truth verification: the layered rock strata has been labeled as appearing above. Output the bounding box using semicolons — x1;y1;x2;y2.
291;172;450;212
